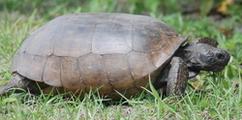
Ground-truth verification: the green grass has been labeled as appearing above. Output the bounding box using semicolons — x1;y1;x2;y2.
0;0;242;119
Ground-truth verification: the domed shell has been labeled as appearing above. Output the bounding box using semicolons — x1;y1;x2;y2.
11;13;186;96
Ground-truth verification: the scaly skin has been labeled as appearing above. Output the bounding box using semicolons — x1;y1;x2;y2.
166;57;188;96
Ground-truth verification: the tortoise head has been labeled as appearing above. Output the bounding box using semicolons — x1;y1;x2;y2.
180;38;230;73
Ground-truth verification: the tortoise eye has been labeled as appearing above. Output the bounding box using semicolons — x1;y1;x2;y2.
216;53;225;60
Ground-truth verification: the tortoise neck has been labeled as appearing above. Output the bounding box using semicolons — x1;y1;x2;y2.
174;44;198;70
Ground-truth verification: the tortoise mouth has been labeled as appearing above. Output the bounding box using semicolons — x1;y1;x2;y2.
204;65;226;72
188;62;227;72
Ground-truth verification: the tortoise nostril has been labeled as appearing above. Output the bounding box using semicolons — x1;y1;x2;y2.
216;53;225;60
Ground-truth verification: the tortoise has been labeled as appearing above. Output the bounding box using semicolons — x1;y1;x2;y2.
0;13;230;98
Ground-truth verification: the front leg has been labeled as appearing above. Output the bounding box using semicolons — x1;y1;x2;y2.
154;57;188;96
166;57;188;96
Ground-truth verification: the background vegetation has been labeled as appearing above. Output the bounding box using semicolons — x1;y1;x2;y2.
0;0;241;119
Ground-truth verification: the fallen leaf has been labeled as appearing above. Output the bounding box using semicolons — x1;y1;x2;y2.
219;27;234;38
217;0;234;15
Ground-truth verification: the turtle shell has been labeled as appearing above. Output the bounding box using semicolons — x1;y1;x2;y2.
11;13;186;97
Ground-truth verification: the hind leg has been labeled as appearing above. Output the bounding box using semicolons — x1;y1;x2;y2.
0;73;32;95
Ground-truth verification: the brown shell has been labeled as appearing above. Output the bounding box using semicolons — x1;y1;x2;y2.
11;13;186;97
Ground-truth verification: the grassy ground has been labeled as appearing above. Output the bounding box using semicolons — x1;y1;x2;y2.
0;0;242;120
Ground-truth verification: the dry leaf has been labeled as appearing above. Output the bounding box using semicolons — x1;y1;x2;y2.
217;0;234;14
219;27;234;38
